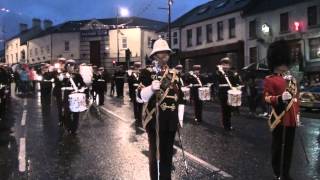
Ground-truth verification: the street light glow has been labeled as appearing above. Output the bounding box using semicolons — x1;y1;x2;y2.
119;7;129;17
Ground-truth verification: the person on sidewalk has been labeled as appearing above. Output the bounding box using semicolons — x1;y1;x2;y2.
264;40;300;180
114;65;125;98
137;38;184;180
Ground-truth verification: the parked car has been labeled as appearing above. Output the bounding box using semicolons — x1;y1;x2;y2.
299;86;320;110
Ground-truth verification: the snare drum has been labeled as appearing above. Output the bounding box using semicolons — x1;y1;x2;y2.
198;87;211;101
181;87;190;101
227;89;242;107
68;93;87;112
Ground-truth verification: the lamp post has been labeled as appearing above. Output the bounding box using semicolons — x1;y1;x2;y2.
117;7;129;63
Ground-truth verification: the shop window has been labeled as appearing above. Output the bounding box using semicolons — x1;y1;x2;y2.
309;37;320;59
249;47;257;63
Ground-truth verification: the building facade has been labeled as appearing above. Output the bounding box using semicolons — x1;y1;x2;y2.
5;17;165;70
244;0;320;77
165;0;251;72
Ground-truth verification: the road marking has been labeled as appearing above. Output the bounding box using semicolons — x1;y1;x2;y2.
18;138;26;172
21;110;27;126
23;99;27;106
100;107;233;178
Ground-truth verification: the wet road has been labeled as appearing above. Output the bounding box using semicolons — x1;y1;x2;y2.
0;86;319;180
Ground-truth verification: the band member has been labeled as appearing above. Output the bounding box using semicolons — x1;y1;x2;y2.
264;40;299;180
53;58;66;126
61;60;86;135
40;64;53;102
137;38;184;180
175;65;185;87
92;67;106;106
128;62;143;124
114;65;125;98
187;65;203;123
216;57;241;131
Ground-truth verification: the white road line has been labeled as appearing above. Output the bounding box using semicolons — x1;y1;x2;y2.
100;107;233;178
18;138;26;172
23;99;27;106
21;110;27;126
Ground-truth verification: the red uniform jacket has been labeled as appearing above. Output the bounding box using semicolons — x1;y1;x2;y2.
264;74;300;127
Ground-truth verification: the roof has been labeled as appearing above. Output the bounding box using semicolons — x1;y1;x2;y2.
30;16;166;40
6;27;42;45
171;0;252;28
243;0;313;16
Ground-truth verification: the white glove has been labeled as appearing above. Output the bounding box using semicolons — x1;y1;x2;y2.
281;91;292;101
66;73;71;78
58;74;64;81
151;80;160;91
178;105;185;128
296;114;302;127
188;84;193;87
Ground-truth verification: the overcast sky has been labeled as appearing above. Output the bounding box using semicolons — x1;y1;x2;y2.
0;0;208;23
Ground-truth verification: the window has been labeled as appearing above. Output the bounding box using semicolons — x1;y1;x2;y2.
206;24;213;43
41;47;44;54
308;6;318;27
229;18;236;38
173;32;178;45
229;18;236;39
196;27;202;45
21;50;25;60
46;45;50;53
280;12;289;33
35;48;38;56
30;49;33;57
217;21;224;41
249;20;257;39
309;37;320;59
147;37;152;48
64;41;70;51
249;47;258;63
187;29;193;47
122;37;127;49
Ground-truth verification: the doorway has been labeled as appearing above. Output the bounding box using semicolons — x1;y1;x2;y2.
90;41;101;66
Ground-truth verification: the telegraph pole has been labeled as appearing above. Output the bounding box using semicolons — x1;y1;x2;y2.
159;0;173;48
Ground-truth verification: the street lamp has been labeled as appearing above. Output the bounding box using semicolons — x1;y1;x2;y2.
117;7;129;63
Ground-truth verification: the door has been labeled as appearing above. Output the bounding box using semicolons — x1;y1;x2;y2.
90;41;101;66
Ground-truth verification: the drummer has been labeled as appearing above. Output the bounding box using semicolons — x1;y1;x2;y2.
187;65;204;124
61;60;86;135
216;57;242;131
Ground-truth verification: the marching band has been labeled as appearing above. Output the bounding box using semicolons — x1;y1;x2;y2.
0;37;303;180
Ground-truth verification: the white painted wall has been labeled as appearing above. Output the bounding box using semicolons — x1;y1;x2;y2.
52;32;81;61
171;11;245;53
28;34;51;64
5;37;21;64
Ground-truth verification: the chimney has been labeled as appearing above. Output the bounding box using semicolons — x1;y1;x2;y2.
32;18;41;29
19;23;28;32
43;19;53;30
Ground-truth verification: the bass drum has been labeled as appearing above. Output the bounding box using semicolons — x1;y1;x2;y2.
79;64;93;86
68;93;88;112
227;89;242;107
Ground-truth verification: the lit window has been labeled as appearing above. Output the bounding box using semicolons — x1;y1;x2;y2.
309;37;320;59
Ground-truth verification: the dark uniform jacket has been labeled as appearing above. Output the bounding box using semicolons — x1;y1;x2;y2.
216;70;241;101
138;67;184;132
128;71;140;99
92;73;106;93
186;73;204;100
